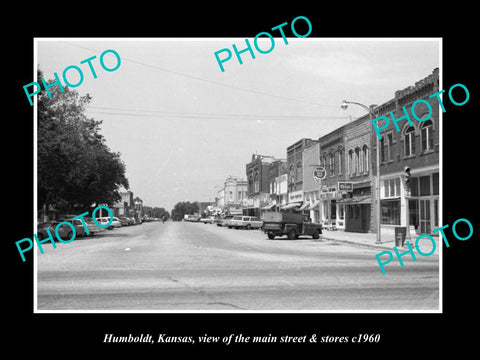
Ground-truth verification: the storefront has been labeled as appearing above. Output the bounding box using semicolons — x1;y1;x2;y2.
304;190;321;223
379;170;438;235
319;186;345;230
407;171;439;235
338;183;372;233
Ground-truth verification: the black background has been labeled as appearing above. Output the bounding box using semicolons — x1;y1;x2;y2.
5;4;477;356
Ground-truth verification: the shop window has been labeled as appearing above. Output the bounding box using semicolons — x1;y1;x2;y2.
410;177;419;196
432;172;439;195
395;177;401;196
381;199;401;225
420;175;430;196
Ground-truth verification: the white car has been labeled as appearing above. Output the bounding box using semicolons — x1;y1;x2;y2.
230;216;263;230
96;216;122;230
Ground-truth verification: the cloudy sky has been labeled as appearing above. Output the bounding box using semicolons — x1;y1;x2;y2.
36;38;440;211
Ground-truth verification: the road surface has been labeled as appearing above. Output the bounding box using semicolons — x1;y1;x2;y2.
36;221;439;311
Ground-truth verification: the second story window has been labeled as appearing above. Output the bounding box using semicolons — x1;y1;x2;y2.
404;126;416;157
421;120;434;152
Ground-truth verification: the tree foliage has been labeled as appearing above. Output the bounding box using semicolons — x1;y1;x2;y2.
37;70;129;214
171;201;199;221
143;206;170;219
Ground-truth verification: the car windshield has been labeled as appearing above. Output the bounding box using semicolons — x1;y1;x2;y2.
233;217;242;220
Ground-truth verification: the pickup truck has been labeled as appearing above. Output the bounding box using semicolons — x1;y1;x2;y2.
261;211;322;240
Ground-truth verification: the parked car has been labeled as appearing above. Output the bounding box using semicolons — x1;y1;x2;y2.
213;216;224;226
201;216;215;224
84;218;106;236
61;218;87;237
96;216;122;230
126;217;136;225
118;217;130;226
37;221;77;241
230;216;263;230
222;216;235;228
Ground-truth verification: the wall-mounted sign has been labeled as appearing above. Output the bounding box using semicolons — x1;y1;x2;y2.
338;181;353;192
313;166;326;183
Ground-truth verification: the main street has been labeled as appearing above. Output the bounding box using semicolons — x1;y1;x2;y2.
36;221;439;311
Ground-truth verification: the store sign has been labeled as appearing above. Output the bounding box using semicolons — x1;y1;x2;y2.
338;182;353;192
313;166;326;183
288;190;303;202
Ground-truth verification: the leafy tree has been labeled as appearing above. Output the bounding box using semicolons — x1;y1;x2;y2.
37;70;129;216
171;201;199;221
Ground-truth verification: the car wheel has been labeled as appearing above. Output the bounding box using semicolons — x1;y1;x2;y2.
267;233;275;240
312;230;320;239
287;229;296;240
228;226;232;229
246;224;251;230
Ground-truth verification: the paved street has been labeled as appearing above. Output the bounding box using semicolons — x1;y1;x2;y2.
36;221;439;311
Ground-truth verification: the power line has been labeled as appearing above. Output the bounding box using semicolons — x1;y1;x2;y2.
63;41;337;109
85;106;350;121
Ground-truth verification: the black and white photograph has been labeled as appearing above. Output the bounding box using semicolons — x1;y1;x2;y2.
6;7;478;355
33;38;441;312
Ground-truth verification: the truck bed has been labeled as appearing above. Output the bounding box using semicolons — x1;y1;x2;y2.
261;211;303;223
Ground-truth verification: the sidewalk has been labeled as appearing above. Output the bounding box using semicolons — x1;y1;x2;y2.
320;228;440;255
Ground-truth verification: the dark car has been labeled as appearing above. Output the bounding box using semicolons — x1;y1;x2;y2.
37;221;78;241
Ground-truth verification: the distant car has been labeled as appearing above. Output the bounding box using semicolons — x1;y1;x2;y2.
223;216;236;228
37;221;77;241
230;216;263;230
201;216;215;224
213;216;224;226
118;217;130;226
126;217;136;225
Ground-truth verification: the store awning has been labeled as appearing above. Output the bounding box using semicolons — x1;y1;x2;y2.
299;202;310;211
280;202;302;210
261;204;275;210
309;200;320;209
337;196;372;204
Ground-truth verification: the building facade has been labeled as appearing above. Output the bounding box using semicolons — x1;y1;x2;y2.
284;138;319;212
265;159;287;211
373;68;440;237
245;154;276;217
302;141;321;223
339;113;375;233
318;128;346;229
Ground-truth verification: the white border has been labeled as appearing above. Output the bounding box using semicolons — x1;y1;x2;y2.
33;37;442;314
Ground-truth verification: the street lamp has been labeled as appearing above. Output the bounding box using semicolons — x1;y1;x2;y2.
341;100;382;244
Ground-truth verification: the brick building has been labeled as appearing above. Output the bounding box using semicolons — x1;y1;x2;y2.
339;113;375;233
318;127;346;229
284;138;319;210
373;68;440;237
302;141;321;223
245;154;276;217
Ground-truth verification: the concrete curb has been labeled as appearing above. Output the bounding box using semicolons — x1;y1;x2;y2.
321;235;440;257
